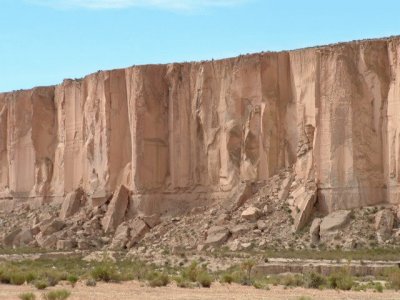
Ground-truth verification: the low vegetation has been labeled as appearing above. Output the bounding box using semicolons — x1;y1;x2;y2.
43;289;71;300
66;274;78;287
18;292;36;300
147;272;170;287
179;261;213;287
0;254;399;294
386;267;400;290
263;247;400;261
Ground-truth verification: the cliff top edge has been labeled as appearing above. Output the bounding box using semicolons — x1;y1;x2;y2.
1;35;399;95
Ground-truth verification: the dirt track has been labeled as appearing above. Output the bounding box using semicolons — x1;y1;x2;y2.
1;281;400;300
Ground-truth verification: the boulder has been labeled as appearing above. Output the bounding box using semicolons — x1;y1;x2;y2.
91;190;110;208
102;185;130;233
228;239;241;251
3;228;22;246
140;214;161;228
77;240;90;250
36;232;58;249
215;213;230;225
56;239;76;250
292;181;317;231
396;205;400;222
40;219;66;236
309;218;322;244
59;188;86;220
205;226;230;246
375;209;394;241
278;176;292;202
110;222;130;249
320;210;351;237
31;224;41;235
224;182;253;211
394;229;400;241
256;220;268;231
241;206;261;222
231;224;251;238
263;205;271;214
241;242;252;249
83;216;102;231
126;218;149;248
13;229;34;247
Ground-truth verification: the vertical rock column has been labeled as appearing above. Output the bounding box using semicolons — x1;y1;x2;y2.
386;39;400;204
52;80;84;196
7;88;56;201
315;43;388;212
126;65;169;193
0;94;9;198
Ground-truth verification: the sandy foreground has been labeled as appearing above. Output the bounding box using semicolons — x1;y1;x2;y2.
1;282;400;300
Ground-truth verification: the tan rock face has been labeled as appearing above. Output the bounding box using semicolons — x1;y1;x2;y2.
1;37;400;215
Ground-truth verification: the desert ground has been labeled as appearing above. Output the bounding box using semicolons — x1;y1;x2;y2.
1;281;400;300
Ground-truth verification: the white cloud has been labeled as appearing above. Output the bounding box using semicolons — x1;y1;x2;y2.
28;0;249;10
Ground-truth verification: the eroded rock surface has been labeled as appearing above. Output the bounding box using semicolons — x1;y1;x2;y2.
1;37;400;216
1;37;400;252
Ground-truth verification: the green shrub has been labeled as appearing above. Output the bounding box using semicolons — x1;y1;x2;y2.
85;279;97;287
181;261;213;287
91;264;119;282
197;272;212;288
351;283;365;291
240;259;256;284
220;273;234;284
18;292;36;300
252;280;263;289
66;275;78;287
374;282;383;293
43;289;71;300
387;268;400;290
25;273;37;283
174;276;192;288
10;273;27;285
182;261;201;282
41;272;61;287
148;272;170;287
265;275;281;286
34;280;48;290
304;272;326;289
328;270;354;290
0;268;11;284
281;274;304;287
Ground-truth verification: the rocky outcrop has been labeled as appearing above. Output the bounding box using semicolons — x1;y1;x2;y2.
319;210;352;238
375;209;394;241
205;226;231;246
1;36;400;220
59;188;85;220
102;185;129;233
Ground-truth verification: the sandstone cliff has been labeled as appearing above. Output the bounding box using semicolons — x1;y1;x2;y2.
1;36;400;217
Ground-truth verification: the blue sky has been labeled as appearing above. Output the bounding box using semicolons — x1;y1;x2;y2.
1;0;399;92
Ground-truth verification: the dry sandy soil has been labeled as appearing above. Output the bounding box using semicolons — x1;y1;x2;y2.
1;282;400;300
